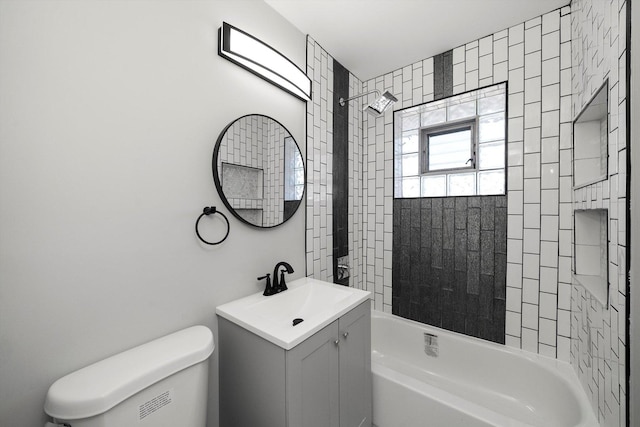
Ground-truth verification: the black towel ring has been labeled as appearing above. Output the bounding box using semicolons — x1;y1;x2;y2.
195;206;230;245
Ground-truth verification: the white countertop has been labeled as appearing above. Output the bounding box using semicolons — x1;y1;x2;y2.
216;277;371;350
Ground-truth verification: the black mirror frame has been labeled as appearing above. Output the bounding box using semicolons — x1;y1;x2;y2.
212;114;305;229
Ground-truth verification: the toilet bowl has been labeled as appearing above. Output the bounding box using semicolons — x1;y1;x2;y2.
44;325;214;427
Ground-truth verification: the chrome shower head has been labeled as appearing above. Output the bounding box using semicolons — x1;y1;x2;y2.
338;90;398;116
364;91;398;116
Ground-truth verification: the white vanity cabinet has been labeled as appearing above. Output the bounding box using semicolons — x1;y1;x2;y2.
218;299;371;427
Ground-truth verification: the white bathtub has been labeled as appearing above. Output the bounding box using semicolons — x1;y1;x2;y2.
371;310;598;427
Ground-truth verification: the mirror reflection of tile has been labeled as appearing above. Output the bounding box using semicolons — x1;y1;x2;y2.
236;209;263;226
222;163;263;199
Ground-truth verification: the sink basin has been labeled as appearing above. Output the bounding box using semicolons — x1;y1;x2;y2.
216;277;371;349
249;281;352;324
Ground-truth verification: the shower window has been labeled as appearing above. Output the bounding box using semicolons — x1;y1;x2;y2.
394;82;506;198
421;120;476;173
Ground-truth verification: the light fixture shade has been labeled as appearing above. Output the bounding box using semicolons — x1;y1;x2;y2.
218;22;312;102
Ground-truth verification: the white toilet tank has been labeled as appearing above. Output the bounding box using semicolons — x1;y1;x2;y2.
44;325;214;427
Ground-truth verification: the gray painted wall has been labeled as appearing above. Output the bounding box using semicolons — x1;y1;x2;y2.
0;2;306;426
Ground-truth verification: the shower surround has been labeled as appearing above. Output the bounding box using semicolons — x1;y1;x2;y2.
307;7;572;354
306;1;628;425
362;7;574;359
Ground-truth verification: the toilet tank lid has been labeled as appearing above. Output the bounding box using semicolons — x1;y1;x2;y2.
44;325;214;420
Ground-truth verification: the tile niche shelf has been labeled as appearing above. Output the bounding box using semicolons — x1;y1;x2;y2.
573;209;609;307
572;80;608;189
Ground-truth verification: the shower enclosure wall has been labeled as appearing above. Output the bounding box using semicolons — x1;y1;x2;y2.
306;1;629;425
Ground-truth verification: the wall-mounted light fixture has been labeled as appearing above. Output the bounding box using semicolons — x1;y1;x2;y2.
218;22;312;102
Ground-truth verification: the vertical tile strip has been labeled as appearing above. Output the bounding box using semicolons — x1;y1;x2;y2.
433;49;453;101
433;52;444;100
305;36;334;283
306;37;364;289
333;60;350;284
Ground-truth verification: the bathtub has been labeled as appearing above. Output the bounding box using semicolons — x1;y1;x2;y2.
371;310;598;427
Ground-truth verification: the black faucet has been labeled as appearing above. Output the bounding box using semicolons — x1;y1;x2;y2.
272;261;294;293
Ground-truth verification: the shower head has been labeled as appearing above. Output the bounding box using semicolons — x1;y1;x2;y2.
364;91;398;116
339;90;398;116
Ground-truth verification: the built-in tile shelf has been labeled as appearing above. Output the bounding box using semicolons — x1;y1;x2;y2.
573;209;609;307
572;80;608;189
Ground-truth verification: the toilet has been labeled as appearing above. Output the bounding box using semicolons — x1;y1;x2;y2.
44;325;214;427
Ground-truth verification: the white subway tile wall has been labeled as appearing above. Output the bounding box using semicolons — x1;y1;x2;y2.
362;7;573;360
571;0;627;425
349;72;365;291
306;37;365;290
306;37;334;283
306;2;628;424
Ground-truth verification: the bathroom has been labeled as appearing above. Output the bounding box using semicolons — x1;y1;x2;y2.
0;0;637;426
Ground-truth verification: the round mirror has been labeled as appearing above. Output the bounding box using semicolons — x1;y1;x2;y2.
212;114;305;228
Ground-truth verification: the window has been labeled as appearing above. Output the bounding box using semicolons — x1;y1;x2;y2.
422;120;476;173
284;136;304;201
394;83;506;198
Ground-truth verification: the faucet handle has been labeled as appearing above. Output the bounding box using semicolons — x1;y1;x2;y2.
258;274;277;296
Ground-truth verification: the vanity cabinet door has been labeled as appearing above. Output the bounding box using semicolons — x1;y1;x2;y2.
286;320;340;427
218;317;287;427
339;300;372;427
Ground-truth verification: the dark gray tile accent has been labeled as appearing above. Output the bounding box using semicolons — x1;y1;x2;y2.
421;207;432;247
467;208;481;251
433;53;444;100
431;198;443;228
467;251;480;294
468;196;482;208
442;50;453;98
283;200;298;222
454;229;467;271
332;59;349;285
480;230;495;275
480;196;495;230
443;197;455;209
443;207;455;250
433;50;453;101
494;207;508;254
454;197;468;229
392;195;507;344
494;253;507;299
431;228;443;268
